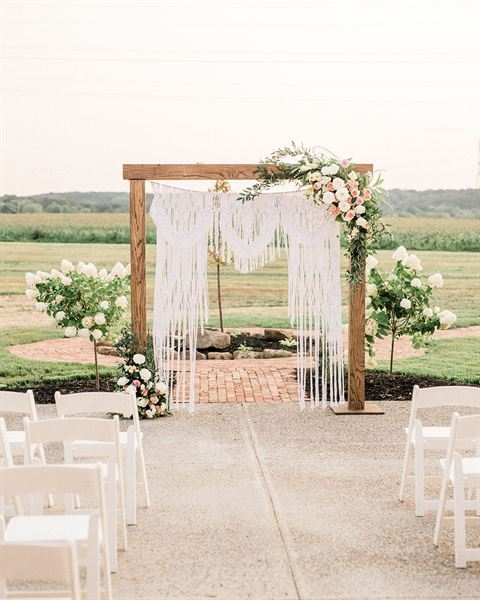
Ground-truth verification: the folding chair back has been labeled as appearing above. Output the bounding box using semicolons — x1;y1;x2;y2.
451;413;480;445
0;539;81;599
55;390;137;421
0;464;103;501
25;416;120;450
0;390;37;417
412;385;480;413
0;419;13;468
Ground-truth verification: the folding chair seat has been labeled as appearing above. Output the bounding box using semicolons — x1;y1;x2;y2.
24;416;127;572
0;531;81;600
433;413;480;568
55;390;150;525
0;464;111;600
399;385;480;516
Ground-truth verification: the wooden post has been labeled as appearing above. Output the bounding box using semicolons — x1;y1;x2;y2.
129;179;147;349
348;261;366;410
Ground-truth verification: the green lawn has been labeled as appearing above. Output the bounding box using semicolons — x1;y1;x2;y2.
0;328;116;390
375;337;480;384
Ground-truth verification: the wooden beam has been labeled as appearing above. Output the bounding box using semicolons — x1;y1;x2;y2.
348;259;366;410
123;163;373;181
129;179;147;349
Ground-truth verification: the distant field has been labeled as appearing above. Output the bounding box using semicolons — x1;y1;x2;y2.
1;214;479;251
1;242;478;328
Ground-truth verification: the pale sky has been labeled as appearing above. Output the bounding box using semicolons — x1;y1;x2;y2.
1;0;480;195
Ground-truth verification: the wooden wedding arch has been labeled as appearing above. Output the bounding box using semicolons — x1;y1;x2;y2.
123;163;372;412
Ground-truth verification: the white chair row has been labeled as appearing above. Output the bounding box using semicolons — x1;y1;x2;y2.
0;389;153;598
399;385;480;568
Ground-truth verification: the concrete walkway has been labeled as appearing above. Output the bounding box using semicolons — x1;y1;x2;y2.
23;402;480;599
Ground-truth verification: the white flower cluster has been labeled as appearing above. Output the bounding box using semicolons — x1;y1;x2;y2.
116;352;169;419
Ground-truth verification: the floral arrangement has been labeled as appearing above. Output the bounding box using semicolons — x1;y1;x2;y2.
115;327;170;419
365;246;457;373
25;259;130;387
239;142;386;285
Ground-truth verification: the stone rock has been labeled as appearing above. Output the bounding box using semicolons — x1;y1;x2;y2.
207;352;233;360
196;328;231;350
262;349;294;359
233;350;263;360
96;344;118;356
263;328;289;342
184;350;206;360
252;333;265;340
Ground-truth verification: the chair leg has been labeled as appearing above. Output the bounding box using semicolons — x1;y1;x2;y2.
126;430;137;525
433;463;450;546
86;518;100;600
137;440;150;508
453;457;467;568
414;429;425;516
399;439;411;502
105;464;117;573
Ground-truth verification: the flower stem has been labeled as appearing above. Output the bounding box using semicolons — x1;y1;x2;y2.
93;339;100;390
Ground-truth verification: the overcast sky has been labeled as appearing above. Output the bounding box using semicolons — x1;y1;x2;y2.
1;0;479;195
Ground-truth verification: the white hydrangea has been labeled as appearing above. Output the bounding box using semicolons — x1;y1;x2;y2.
35;302;47;311
115;296;128;309
354;205;366;214
81;316;94;328
403;254;422;271
50;268;62;278
392;246;408;262
338;200;350;213
322;191;336;204
25;289;39;300
80;262;97;277
98;268;108;279
410;278;422;288
133;353;146;365
356;217;368;229
94;312;106;325
91;329;103;340
139;368;152;381
99;300;110;310
60;259;74;274
55;294;64;303
60;276;72;286
125;384;136;396
332;177;345;191
439;310;457;328
64;326;77;338
78;328;90;337
422;307;433;318
145;407;156;419
110;262;127;278
366;283;378;298
428;273;443;288
156;382;168;395
137;397;149;408
400;298;411;310
25;272;42;287
54;310;65;321
117;376;129;387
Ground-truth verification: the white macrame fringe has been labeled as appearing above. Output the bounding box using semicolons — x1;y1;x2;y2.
150;182;345;411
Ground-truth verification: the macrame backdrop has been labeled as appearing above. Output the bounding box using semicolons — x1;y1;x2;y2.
150;182;345;410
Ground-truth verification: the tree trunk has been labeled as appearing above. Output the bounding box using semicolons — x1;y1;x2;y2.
216;262;224;333
389;333;395;375
93;339;100;390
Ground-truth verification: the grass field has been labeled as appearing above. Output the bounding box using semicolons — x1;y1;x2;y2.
1;242;479;328
1;214;479;251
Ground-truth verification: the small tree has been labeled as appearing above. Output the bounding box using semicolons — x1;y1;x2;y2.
208;179;231;332
25;260;130;389
365;246;457;374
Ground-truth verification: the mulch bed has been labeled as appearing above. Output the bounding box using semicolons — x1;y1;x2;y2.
24;377;118;404
199;333;293;356
300;369;475;402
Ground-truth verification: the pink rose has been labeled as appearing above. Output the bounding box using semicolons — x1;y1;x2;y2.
355;196;365;205
346;179;356;189
142;389;148;396
326;182;334;191
364;188;372;200
341;159;350;168
313;182;322;190
150;395;159;404
343;209;356;222
351;189;359;198
133;379;141;387
328;205;341;217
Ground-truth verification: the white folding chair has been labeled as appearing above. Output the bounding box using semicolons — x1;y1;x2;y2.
0;464;111;600
0;519;81;600
0;390;48;465
24;416;127;572
399;385;480;516
0;419;13;469
55;390;150;525
433;413;480;568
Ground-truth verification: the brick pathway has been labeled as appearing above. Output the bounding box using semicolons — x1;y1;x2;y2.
7;326;479;404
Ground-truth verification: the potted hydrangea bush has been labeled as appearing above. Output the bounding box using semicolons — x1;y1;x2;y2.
365;246;457;373
25;260;130;388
